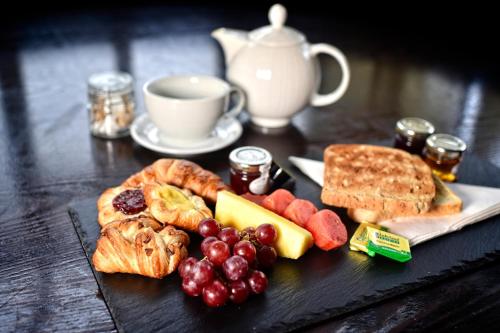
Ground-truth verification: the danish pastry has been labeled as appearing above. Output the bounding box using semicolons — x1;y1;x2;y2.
143;183;213;232
92;216;189;279
97;186;150;227
123;159;231;203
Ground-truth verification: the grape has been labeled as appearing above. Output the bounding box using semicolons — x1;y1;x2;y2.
228;279;250;304
202;279;229;307
233;240;256;264
191;260;215;287
255;224;277;246
257;245;277;268
201;236;218;257
248;259;259;270
178;257;198;279
247;270;268;294
206;240;230;266
198;218;220;238
222;255;249;281
218;227;240;248
182;277;202;297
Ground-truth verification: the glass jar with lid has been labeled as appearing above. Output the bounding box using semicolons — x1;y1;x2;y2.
394;117;435;155
87;71;135;138
423;134;467;182
229;146;273;195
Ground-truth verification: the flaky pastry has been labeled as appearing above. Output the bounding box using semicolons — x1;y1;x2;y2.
97;186;150;227
92;216;189;279
143;183;213;232
123;159;231;203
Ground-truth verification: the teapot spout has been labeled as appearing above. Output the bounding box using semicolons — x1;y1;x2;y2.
211;28;248;66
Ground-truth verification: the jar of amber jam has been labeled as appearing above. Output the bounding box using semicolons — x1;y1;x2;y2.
394;117;435;155
229;146;272;195
423;134;467;182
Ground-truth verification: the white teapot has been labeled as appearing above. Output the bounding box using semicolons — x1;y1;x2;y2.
212;4;350;128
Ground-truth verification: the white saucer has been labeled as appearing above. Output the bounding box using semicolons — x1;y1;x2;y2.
130;114;243;155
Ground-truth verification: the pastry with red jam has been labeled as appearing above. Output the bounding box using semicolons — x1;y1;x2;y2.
97;186;150;227
97;184;213;232
97;159;227;229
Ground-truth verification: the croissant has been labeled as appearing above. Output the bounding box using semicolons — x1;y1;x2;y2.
123;159;231;203
92;216;189;279
97;186;151;227
143;183;213;232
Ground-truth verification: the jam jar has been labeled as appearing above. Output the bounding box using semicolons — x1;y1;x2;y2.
394;117;435;155
423;134;467;182
229;146;272;195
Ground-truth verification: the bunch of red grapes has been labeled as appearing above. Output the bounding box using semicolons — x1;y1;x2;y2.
178;218;278;307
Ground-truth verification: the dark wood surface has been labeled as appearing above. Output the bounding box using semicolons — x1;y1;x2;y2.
1;3;500;332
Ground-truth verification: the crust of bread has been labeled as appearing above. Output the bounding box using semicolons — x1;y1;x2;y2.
321;144;435;215
143;183;213;232
92;216;189;279
347;175;462;222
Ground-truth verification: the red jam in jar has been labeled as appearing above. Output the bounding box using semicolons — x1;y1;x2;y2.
229;146;272;195
394;117;435;156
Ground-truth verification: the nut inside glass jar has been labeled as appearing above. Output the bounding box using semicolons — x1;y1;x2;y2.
88;71;135;138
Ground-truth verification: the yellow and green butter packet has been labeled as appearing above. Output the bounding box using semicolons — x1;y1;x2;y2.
349;223;387;255
365;226;412;263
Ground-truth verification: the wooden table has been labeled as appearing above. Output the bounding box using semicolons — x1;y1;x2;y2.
1;4;499;332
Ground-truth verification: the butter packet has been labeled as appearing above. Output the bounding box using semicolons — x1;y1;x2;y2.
349;223;387;255
366;226;412;263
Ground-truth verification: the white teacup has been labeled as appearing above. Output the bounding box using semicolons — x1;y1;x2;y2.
143;75;245;145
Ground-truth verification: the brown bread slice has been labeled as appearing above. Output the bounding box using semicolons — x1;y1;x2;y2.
347;175;462;223
321;144;436;215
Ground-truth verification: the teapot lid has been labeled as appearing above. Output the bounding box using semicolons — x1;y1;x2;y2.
248;4;305;46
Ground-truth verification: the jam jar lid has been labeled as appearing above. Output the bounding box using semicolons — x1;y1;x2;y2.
230;146;272;173
88;71;133;96
396;117;435;138
426;134;467;154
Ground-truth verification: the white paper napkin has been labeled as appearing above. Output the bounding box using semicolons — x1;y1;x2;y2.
289;156;500;246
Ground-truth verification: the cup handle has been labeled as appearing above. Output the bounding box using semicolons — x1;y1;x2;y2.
309;43;350;107
224;86;245;118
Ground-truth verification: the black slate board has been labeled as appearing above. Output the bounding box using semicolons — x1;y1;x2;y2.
68;156;500;333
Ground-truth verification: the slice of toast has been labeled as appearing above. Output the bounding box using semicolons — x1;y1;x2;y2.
321;144;436;215
347;175;462;223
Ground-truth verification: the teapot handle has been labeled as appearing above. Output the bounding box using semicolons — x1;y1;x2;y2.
309;43;350;107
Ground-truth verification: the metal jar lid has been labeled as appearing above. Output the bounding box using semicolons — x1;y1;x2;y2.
425;133;467;158
396;117;435;138
88;71;133;97
229;146;272;173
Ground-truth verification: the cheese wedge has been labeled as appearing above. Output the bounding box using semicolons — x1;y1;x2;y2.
215;191;313;259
